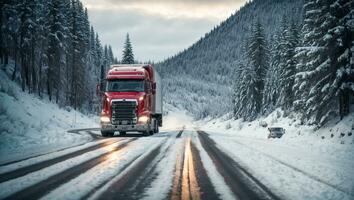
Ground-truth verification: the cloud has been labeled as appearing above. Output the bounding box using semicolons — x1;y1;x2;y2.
84;0;245;19
82;0;246;61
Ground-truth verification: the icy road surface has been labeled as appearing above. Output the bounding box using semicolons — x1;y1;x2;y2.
0;129;352;200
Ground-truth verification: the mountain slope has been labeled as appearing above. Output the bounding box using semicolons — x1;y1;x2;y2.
157;0;304;119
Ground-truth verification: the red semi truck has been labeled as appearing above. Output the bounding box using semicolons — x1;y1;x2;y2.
98;64;162;137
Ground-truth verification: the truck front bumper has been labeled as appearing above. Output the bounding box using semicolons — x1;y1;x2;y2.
101;123;149;132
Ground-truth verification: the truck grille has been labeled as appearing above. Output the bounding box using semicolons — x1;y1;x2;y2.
111;100;137;125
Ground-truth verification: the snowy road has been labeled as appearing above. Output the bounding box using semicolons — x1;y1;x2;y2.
0;129;352;200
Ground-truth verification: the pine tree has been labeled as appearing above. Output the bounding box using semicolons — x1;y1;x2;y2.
325;0;353;121
108;45;114;64
69;0;85;109
122;33;134;64
234;61;259;120
95;33;103;71
234;24;269;121
2;1;21;80
332;0;354;119
46;0;66;102
246;21;269;116
103;45;109;75
35;0;48;97
293;0;325;123
59;0;71;105
17;0;39;92
294;0;354;125
89;26;95;49
263;32;282;114
277;20;299;112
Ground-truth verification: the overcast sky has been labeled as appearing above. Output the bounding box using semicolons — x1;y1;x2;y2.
81;0;247;62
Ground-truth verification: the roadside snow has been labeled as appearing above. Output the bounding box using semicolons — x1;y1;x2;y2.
197;109;354;198
198;109;354;145
0;70;99;164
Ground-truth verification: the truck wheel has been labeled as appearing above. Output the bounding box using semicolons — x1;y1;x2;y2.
108;131;115;137
142;131;149;136
120;131;126;136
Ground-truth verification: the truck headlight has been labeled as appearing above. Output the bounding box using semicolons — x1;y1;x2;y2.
100;116;110;123
138;116;149;123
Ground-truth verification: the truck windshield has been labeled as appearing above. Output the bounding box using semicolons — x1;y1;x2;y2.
106;79;144;92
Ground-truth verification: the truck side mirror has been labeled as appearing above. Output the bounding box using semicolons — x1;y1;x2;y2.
152;82;156;94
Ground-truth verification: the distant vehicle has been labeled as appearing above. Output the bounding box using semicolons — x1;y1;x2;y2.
268;127;285;139
97;64;163;137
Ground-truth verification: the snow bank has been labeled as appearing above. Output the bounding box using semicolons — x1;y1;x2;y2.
0;69;98;164
198;108;354;145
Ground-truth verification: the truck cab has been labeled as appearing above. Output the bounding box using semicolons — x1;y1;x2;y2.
99;64;162;137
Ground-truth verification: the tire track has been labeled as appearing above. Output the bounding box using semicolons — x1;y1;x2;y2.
93;143;163;200
170;141;184;200
91;133;180;200
190;139;221;200
0;139;123;183
3;138;138;200
170;137;220;200
197;130;281;200
126;139;174;197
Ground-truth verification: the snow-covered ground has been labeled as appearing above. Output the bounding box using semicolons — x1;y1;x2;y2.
195;109;354;198
198;109;354;144
0;69;99;164
161;103;194;132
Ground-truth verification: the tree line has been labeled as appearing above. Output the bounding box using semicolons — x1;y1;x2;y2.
233;0;354;126
0;0;118;112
